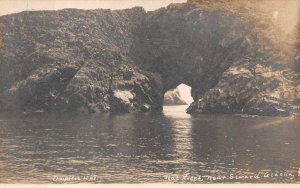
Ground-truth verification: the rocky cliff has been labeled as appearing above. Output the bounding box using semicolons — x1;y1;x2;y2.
0;3;298;116
185;0;299;116
0;8;164;113
164;88;187;105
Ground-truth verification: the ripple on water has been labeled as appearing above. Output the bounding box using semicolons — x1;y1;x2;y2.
0;110;299;183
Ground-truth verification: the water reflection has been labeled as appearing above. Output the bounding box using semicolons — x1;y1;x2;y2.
0;107;299;183
190;115;300;182
162;106;193;166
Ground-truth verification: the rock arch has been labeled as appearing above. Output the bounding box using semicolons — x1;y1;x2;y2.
0;3;297;116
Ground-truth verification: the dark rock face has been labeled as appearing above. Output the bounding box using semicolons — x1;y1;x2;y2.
142;4;297;116
184;0;299;116
164;88;187;105
0;3;298;116
0;8;163;113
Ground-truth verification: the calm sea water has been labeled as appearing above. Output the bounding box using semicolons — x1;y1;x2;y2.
0;105;299;183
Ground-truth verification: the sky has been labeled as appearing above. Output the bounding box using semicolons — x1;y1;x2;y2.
0;0;187;15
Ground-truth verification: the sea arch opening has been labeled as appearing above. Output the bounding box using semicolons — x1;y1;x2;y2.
163;83;193;112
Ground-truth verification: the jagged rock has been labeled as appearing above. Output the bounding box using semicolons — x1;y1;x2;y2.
110;90;134;112
242;96;292;116
141;104;151;112
0;7;163;114
0;3;298;116
164;88;187;105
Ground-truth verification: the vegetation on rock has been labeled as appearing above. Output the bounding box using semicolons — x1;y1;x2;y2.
0;2;298;116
